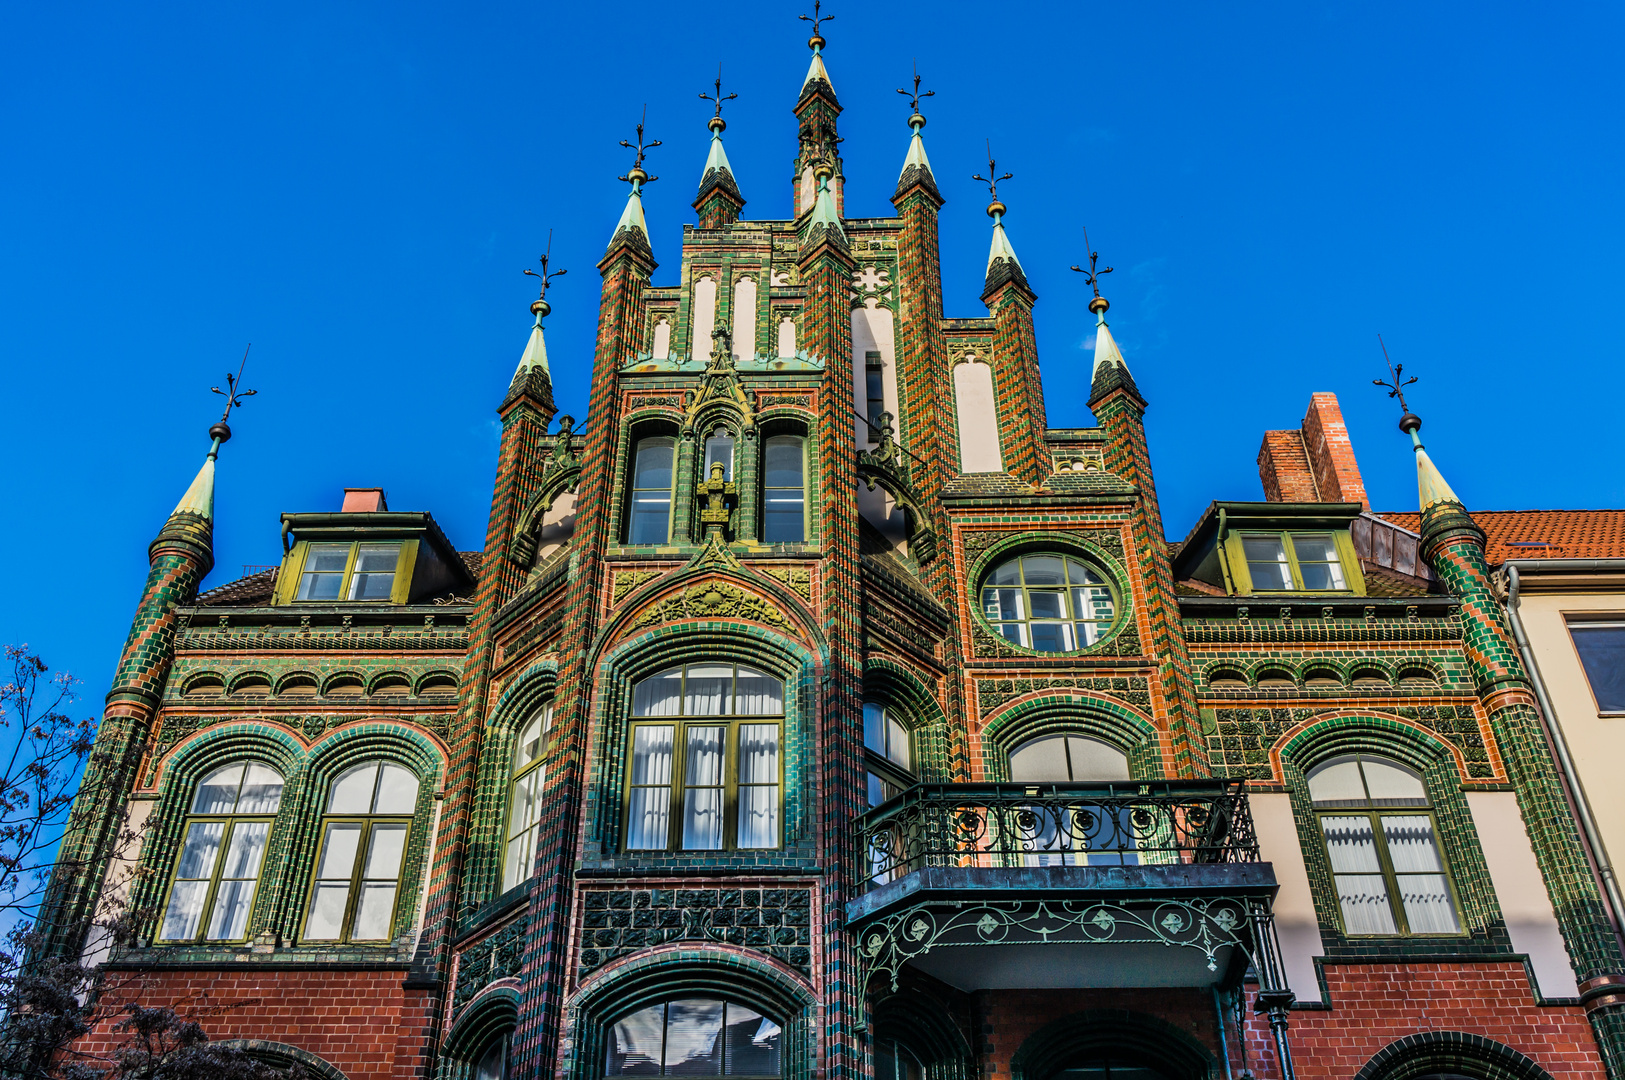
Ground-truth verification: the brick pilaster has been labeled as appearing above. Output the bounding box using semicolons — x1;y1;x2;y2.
981;280;1048;487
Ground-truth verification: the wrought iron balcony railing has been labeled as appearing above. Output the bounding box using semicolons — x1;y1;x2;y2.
855;780;1259;892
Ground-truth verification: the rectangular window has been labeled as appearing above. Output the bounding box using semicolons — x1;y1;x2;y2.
1570;622;1625;713
303;819;410;942
763;436;806;543
681;726;726;850
1240;532;1350;592
865;351;885;437
736;725;780;849
294;541;405;602
627;437;677;545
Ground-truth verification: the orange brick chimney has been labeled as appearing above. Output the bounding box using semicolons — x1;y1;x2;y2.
341;487;388;512
1258;393;1368;509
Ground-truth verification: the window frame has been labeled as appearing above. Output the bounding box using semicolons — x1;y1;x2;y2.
502;701;555;892
300;760;421;945
625;434;680;546
278;539;416;605
155;761;285;945
977;553;1119;654
863;702;915;809
1307;753;1465;938
863;350;885;441
1228;530;1361;595
603;997;784;1080
623;665;785;853
761;434;808;544
1567;619;1625;716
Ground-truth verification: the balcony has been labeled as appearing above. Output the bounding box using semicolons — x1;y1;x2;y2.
847;781;1280;1002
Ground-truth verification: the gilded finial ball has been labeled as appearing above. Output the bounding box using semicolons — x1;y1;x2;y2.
909;113;926;130
1399;412;1422;434
531;298;551;318
1089;296;1110;315
986;199;1006;219
708;115;726;134
209;421;233;444
627;166;648;185
808;33;825;52
814;159;835;181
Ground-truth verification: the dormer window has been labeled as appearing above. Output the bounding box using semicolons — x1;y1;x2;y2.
1240;532;1348;592
295;542;401;601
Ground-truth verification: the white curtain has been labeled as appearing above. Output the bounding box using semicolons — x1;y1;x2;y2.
633;669;683;717
735;667;783;715
159;821;224;940
682;727;725;850
204;821;268;940
737;725;780;849
627;726;674;850
1384;814;1459;933
1321;815;1399;934
685;666;732;716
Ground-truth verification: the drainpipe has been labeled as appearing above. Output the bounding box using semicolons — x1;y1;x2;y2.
1212;985;1235;1080
1216;509;1237;594
1503;560;1625;940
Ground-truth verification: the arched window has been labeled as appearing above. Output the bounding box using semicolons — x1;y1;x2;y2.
626;665;784;851
503;701;554;892
627;437;677;544
606;998;782;1078
158;761;284;943
863;703;913;807
1008;735;1132;867
873;1039;923;1080
474;1035;509;1080
762;436;806;543
1307;754;1460;936
704;427;736;482
304;760;420;943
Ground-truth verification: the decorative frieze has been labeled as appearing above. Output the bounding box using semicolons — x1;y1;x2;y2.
629;582;788;630
453;913;530;1012
577;887;812;977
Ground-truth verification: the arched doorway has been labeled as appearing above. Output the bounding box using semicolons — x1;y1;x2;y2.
1010;1010;1217;1080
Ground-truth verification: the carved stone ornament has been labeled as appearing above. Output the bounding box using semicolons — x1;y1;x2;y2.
629;580;788;631
612;570;661;605
761;566;813;602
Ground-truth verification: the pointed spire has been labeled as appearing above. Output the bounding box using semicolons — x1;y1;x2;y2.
975;144;1031;298
797;2;838;105
1086;295;1142;406
509;239;563;411
1406;421;1463;511
805;158;846;251
606;108;659;262
171;439;218;521
893;63;941;205
695;66;745;227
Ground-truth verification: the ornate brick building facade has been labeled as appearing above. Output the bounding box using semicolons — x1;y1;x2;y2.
41;27;1625;1080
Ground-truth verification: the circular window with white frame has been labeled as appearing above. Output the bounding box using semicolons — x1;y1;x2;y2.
979;553;1117;652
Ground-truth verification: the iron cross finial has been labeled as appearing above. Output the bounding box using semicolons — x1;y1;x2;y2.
972;140;1013;201
617;105;662;184
896;59;934;118
1069;226;1114;299
524;229;568;304
1372;334;1419;415
699;64;737;120
210;344;258;424
799;0;833;44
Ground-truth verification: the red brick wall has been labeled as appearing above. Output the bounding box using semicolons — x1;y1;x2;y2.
1259;962;1601;1080
1258;430;1318;503
1257;393;1369;509
81;969;435;1080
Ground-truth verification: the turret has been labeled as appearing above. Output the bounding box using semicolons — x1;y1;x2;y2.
694;68;745;229
974;148;1046;485
791;4;841;219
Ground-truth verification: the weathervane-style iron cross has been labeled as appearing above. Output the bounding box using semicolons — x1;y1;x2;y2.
972;141;1013;202
699;64;737;120
1372;334;1419;415
211;344;257;424
799;0;833;46
524;229;567;307
618;105;661;185
897;60;934;119
1070;226;1114;299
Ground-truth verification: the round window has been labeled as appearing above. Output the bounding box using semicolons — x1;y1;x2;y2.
980;554;1116;652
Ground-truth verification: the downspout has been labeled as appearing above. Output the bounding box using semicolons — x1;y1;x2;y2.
1216;508;1237;594
1505;562;1625;939
1212;985;1235;1080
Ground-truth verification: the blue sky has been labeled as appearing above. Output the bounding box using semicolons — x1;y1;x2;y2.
2;2;1622;710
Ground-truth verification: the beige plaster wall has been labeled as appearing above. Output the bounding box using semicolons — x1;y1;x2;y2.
1251;792;1325;1003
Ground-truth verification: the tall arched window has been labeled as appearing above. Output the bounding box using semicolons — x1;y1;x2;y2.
1308;754;1460;936
606;998;782;1078
474;1035;510;1080
304;760;420;943
1008;735;1132;867
626;665;784;851
627;437;677;544
157;761;284;943
503;701;554;892
704;426;736;482
762;436;806;543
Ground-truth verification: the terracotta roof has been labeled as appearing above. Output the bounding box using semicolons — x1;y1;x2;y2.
459;550;484;582
1376;510;1625;563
